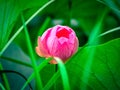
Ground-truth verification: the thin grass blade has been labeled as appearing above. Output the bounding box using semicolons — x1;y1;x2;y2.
21;58;52;90
21;13;43;89
0;63;10;90
0;83;6;90
98;26;120;37
80;8;109;90
38;17;51;36
43;71;60;90
0;0;55;56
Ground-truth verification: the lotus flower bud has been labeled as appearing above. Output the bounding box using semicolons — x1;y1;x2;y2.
36;25;79;64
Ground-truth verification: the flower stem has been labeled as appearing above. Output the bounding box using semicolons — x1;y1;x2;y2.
54;64;58;90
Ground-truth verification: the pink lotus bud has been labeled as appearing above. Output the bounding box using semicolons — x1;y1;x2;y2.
36;25;79;64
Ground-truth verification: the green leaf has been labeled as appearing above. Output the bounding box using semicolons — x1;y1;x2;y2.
66;38;120;90
0;0;50;53
40;38;120;90
0;0;21;50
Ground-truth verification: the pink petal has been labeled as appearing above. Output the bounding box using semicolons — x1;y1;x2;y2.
68;32;76;44
41;28;51;41
50;25;60;36
58;37;68;44
72;37;79;54
56;28;70;38
54;42;71;61
47;36;59;55
62;26;73;33
37;37;50;57
36;47;45;57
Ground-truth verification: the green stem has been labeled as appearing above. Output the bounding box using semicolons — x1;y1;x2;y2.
43;71;60;90
80;8;108;90
0;70;32;90
38;17;51;36
21;13;43;89
55;57;70;90
0;0;55;56
98;26;120;37
53;64;58;90
0;83;6;90
21;58;52;90
0;63;10;90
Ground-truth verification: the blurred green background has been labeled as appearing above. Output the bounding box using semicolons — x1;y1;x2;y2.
0;0;120;90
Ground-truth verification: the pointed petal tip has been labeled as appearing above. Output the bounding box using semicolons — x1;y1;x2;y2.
35;47;44;57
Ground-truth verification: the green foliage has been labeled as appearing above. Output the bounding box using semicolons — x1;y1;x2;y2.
0;83;6;90
66;38;120;90
39;38;120;90
0;63;10;90
0;0;120;90
0;0;49;54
